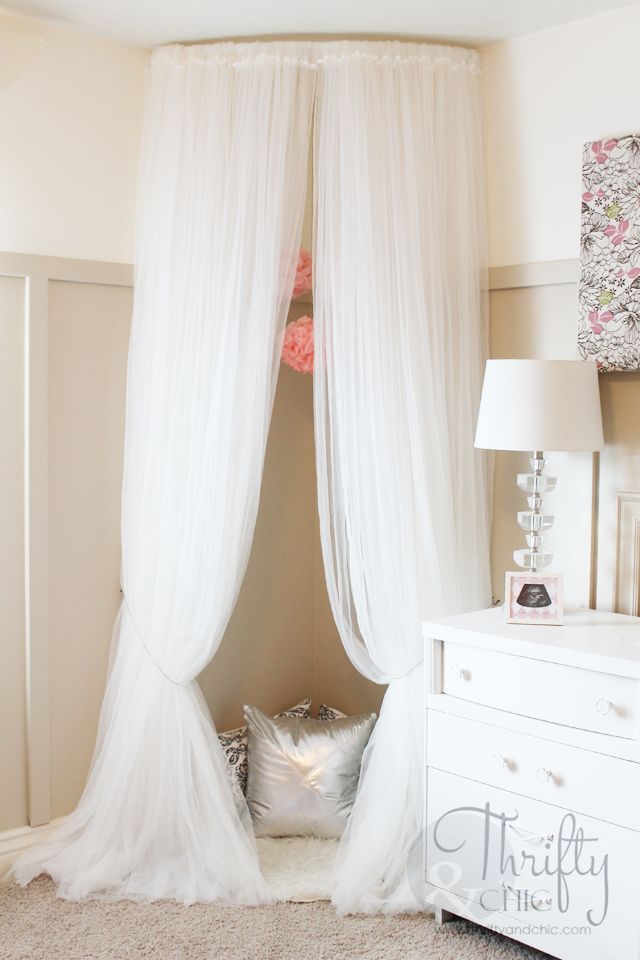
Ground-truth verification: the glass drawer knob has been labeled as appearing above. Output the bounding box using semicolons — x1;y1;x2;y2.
492;753;507;770
536;767;551;784
596;698;612;715
448;665;465;680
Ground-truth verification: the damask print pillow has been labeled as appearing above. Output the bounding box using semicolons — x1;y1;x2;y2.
579;134;640;371
317;703;347;721
218;698;311;795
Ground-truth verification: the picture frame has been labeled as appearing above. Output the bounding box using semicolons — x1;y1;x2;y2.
505;571;564;626
578;134;640;372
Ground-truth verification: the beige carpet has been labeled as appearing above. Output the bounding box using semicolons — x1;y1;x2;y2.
0;877;547;960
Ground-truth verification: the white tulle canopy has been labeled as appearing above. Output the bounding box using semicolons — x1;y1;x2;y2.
12;39;490;913
314;42;491;913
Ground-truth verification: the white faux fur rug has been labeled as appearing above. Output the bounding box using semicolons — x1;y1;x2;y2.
256;837;338;902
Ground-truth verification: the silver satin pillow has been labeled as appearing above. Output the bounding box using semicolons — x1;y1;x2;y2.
218;698;311;795
244;705;376;839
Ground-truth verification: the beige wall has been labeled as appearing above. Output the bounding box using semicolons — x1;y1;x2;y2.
199;305;318;731
485;5;640;610
483;2;640;268
47;280;131;818
201;296;379;730
6;0;640;270
0;11;146;263
313;522;384;716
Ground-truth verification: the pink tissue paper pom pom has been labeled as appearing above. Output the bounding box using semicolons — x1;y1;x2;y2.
292;248;312;298
282;315;314;374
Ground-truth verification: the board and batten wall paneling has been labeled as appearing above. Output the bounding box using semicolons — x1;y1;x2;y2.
489;264;640;613
595;374;640;615
0;276;28;831
47;280;131;818
488;274;598;609
0;255;326;836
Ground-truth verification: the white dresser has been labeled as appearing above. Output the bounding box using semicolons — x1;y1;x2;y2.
423;607;640;960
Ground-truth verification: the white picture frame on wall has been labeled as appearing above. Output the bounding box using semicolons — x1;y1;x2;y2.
505;571;564;626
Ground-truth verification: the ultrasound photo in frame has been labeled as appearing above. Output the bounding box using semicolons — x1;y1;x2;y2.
505;572;563;626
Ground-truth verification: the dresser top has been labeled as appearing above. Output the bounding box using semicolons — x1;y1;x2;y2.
423;606;640;676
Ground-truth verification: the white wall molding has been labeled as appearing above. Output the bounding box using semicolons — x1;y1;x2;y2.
2;253;578;297
0;818;65;876
0;252;133;288
489;259;578;291
615;492;640;617
1;251;134;835
24;276;51;827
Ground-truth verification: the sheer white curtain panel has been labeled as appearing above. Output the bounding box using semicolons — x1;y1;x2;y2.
313;40;492;914
12;42;316;904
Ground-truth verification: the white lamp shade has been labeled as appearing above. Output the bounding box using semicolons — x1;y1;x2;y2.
474;359;604;452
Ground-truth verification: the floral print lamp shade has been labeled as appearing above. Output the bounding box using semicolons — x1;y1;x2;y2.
579;134;640;371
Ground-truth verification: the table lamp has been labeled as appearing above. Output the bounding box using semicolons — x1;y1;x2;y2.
475;360;604;573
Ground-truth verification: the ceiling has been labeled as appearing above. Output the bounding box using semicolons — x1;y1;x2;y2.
1;0;638;48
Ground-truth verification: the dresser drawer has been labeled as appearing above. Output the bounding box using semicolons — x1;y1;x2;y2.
428;710;640;830
426;769;640;960
441;642;639;739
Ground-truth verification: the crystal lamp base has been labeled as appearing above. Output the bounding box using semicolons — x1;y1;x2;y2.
513;548;553;571
513;451;555;573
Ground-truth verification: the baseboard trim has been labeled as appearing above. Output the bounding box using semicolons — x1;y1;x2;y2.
0;818;65;876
